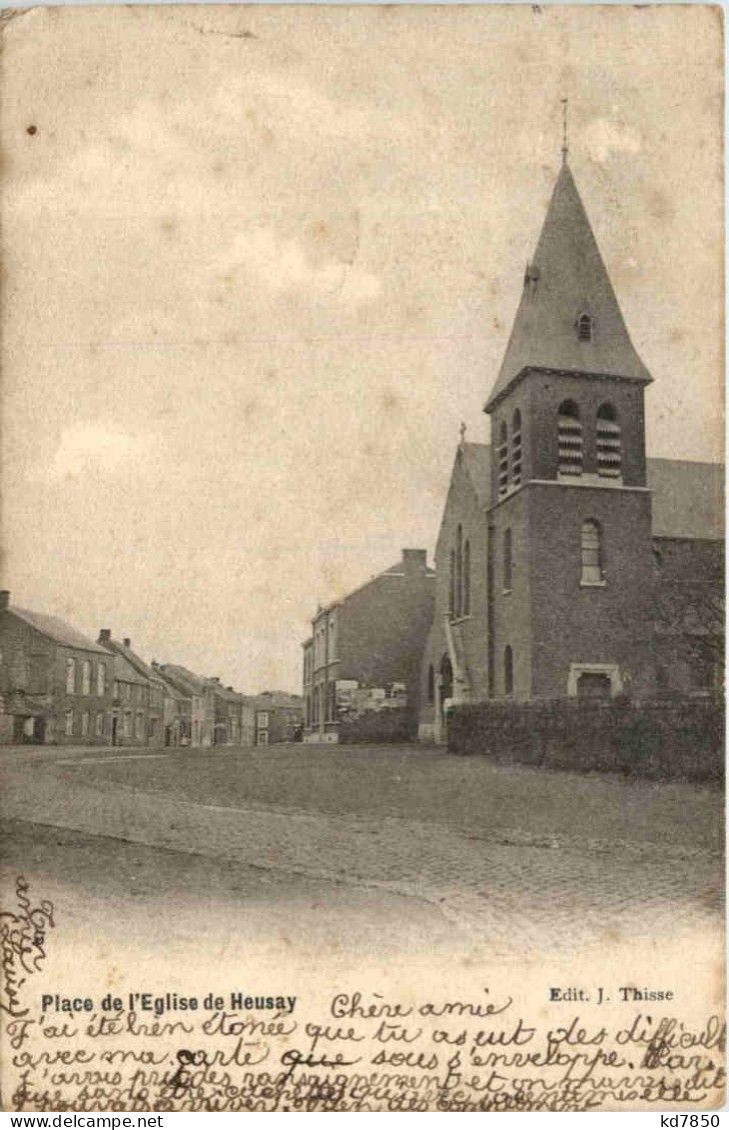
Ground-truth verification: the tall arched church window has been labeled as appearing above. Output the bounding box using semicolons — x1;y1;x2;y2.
596;402;622;478
581;520;603;585
427;664;435;704
449;550;455;617
498;421;509;497
503;528;513;591
455;525;463;617
463;540;471;615
511;409;522;487
504;646;514;696
577;312;593;341
557;400;583;477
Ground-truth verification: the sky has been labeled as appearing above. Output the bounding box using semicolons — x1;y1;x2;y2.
1;5;723;694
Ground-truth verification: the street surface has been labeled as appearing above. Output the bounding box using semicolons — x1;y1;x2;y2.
1;742;724;961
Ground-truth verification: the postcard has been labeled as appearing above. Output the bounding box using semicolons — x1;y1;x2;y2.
0;3;724;1113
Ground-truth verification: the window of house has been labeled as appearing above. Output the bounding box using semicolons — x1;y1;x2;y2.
65;657;76;695
95;712;104;737
503;528;513;592
113;680;119;700
123;711;132;737
511;409;523;487
97;662;106;697
258;711;269;729
504;646;514;696
558;400;583;476
596;402;622;478
498;420;509;497
135;712;143;739
81;711;90;736
577;312;593;341
463;540;471;615
427;664;435;704
81;660;91;696
581;520;604;585
65;709;74;736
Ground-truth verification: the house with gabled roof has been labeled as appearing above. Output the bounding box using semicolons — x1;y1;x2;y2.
97;631;165;746
95;632;150;747
0;591;114;744
158;663;208;746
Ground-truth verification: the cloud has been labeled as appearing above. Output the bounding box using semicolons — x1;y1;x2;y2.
583;118;642;164
42;423;158;482
224;227;381;305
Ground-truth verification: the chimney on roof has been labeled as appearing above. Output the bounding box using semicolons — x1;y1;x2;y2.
123;638;131;649
226;686;233;691
402;548;427;577
98;629;111;643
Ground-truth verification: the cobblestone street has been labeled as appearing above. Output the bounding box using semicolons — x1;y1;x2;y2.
1;742;723;959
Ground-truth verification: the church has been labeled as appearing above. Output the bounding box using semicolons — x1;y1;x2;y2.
418;158;724;741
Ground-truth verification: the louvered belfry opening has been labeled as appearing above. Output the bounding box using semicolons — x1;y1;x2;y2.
557;399;583;476
596;402;622;478
511;409;523;487
498;420;509;497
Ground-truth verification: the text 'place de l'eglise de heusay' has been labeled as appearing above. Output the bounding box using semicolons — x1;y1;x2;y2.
1;157;724;765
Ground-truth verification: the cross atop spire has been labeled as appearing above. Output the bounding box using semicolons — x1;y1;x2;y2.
561;97;569;164
459;421;467;446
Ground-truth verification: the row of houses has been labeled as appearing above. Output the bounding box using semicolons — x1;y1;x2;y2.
0;593;302;747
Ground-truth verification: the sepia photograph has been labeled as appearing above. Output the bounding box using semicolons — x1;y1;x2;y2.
0;3;725;1112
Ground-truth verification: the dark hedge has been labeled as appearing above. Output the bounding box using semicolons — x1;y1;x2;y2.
446;696;724;783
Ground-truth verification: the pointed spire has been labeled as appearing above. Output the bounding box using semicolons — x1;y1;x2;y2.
484;163;651;411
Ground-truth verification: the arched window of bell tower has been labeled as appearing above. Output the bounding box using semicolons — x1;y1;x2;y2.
577;312;593;341
596;402;622;479
557;400;583;477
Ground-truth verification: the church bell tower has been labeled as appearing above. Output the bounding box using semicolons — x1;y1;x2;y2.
483;157;654;701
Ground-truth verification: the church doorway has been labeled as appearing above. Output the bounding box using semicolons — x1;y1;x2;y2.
439;653;453;732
